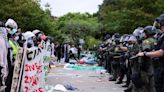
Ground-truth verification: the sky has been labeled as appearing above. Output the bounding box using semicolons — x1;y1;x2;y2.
40;0;103;17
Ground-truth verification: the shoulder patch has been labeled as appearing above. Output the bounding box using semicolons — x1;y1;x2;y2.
143;40;150;44
154;42;157;45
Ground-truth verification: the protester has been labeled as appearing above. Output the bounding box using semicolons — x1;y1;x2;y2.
0;18;56;92
5;19;20;92
64;43;70;63
67;45;78;63
77;44;82;59
55;43;62;62
0;21;9;91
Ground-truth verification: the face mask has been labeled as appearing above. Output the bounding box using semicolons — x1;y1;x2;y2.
36;33;42;41
14;36;19;41
115;40;120;45
128;44;134;48
112;42;116;45
9;29;17;35
41;35;47;41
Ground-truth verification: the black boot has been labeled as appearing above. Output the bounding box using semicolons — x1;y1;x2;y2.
115;80;123;84
124;87;132;92
122;84;129;87
109;77;116;81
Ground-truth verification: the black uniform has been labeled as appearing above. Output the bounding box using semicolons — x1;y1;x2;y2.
154;34;164;92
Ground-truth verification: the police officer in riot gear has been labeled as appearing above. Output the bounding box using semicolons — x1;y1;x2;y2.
109;33;122;81
115;34;129;84
133;27;145;44
103;34;112;73
119;34;140;92
120;28;144;92
125;35;139;92
133;26;156;92
137;14;164;92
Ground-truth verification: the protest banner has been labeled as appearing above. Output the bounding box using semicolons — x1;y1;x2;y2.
41;41;51;83
20;47;45;92
10;48;24;92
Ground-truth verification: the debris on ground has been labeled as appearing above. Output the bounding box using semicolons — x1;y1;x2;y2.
54;84;67;92
45;85;55;92
64;85;79;91
64;63;105;71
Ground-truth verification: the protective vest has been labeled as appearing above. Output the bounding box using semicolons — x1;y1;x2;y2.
9;40;18;60
142;37;157;52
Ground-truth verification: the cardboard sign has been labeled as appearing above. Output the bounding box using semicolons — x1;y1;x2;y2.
10;48;24;92
41;41;51;83
20;47;45;92
15;40;52;92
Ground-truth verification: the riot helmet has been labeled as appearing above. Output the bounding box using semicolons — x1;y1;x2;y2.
32;29;41;35
144;26;156;36
47;36;54;43
5;19;18;35
22;31;35;48
113;33;121;45
32;29;44;42
23;31;35;40
120;34;128;43
0;21;5;27
104;34;111;41
112;33;120;40
133;27;145;40
156;14;164;27
128;35;137;42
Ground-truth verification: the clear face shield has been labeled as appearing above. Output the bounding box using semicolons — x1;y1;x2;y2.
111;35;115;41
122;36;129;45
154;29;162;38
137;29;145;40
105;38;112;46
128;35;137;43
128;36;137;48
152;21;161;29
152;20;163;39
119;36;124;43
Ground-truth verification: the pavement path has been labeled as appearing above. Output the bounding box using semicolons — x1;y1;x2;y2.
46;64;125;92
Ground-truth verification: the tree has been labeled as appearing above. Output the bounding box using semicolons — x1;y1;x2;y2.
0;0;61;41
57;13;101;47
97;0;164;34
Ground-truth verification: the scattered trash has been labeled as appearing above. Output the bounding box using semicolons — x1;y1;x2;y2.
64;63;71;68
56;65;65;67
45;85;55;92
69;59;77;64
88;75;100;77
76;74;81;77
85;61;96;65
78;53;97;65
96;79;103;82
64;64;105;71
79;59;85;64
100;70;107;74
64;68;74;70
50;65;56;68
54;84;67;92
64;85;79;91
